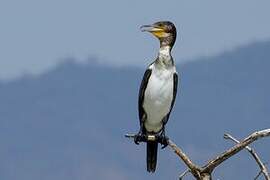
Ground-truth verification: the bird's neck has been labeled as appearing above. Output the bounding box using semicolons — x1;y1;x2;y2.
157;45;173;66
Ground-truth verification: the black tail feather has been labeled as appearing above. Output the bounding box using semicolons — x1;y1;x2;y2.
147;141;158;173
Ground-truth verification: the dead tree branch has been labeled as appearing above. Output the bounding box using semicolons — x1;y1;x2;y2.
179;169;191;180
254;163;269;180
202;129;270;173
168;140;202;179
126;128;270;180
224;133;270;180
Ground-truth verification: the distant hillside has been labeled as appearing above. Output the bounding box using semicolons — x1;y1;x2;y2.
0;41;270;180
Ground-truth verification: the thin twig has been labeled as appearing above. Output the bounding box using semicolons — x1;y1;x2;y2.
254;170;263;180
202;129;270;173
255;163;269;180
125;134;135;138
179;169;191;180
224;133;270;180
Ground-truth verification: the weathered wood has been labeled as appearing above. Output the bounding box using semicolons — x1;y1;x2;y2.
224;133;270;180
125;129;270;179
202;129;270;173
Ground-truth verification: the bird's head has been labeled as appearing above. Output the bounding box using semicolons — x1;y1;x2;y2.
140;21;177;48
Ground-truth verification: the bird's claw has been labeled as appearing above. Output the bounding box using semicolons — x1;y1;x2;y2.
134;134;141;145
134;133;146;145
158;135;169;149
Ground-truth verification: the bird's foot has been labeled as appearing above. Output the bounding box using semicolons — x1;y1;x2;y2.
134;133;147;145
157;135;169;149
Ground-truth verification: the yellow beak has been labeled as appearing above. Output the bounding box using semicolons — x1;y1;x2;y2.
140;24;168;38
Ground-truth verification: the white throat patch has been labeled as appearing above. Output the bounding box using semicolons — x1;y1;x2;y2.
159;46;171;59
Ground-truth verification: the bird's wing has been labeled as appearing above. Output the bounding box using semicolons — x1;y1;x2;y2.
162;72;178;125
138;68;152;124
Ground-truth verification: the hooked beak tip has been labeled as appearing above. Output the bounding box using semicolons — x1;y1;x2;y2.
140;25;153;32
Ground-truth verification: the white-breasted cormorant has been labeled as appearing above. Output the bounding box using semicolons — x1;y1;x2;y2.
134;21;178;173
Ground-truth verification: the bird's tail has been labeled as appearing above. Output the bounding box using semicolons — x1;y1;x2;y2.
146;141;158;173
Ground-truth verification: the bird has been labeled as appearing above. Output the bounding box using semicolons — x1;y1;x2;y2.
134;21;178;173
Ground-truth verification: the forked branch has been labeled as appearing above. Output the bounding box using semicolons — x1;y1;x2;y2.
168;140;202;179
202;129;270;173
126;129;270;180
224;133;270;180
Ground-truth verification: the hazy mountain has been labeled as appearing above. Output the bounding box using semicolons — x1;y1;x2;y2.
0;41;270;180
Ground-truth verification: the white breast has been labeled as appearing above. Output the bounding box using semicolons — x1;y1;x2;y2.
143;64;175;133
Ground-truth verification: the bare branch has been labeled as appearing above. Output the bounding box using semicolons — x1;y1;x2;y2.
255;170;263;180
168;139;204;178
202;129;270;173
125;134;202;178
178;169;190;180
126;129;270;179
125;133;136;138
168;140;201;173
255;162;269;180
224;133;270;180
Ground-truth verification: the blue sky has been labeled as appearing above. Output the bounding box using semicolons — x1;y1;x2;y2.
1;0;270;80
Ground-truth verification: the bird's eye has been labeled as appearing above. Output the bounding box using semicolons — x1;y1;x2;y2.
155;23;162;27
